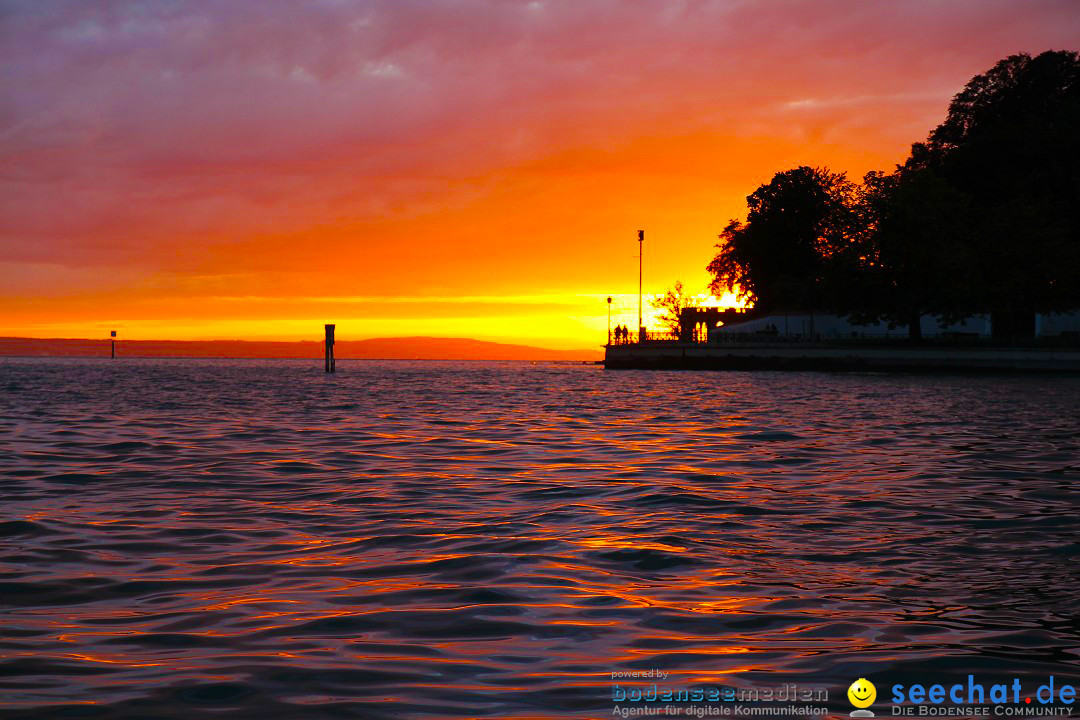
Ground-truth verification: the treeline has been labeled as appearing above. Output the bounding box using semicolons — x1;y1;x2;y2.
707;50;1080;340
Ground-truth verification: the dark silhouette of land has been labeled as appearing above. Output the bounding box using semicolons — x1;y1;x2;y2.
0;336;600;362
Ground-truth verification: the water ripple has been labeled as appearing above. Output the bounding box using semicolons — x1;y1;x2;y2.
1;358;1078;717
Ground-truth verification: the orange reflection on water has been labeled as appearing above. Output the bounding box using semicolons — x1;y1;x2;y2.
576;537;688;553
64;652;164;668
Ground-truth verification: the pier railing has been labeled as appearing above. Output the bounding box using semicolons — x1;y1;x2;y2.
609;330;681;345
610;331;1080;349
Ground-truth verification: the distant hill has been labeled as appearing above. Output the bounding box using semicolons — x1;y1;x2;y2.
0;336;600;361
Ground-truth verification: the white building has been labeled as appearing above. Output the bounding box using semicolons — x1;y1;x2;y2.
710;313;991;340
710;311;1080;341
1036;311;1080;336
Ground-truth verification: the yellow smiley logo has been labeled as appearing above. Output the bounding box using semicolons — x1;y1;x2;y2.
848;678;876;711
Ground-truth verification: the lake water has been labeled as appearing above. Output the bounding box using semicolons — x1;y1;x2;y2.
2;358;1079;719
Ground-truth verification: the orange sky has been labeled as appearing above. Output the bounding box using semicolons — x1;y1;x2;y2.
3;1;1079;349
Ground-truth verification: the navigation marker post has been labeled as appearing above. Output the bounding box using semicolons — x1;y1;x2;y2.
324;324;336;373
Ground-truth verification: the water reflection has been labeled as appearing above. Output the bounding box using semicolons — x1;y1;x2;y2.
1;359;1078;718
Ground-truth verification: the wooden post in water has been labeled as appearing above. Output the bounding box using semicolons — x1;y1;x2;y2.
110;330;116;359
324;324;336;373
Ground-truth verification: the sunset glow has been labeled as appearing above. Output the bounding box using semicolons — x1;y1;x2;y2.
3;1;1078;349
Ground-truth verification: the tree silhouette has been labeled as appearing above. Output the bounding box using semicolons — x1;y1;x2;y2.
907;50;1080;339
708;166;857;313
651;281;692;335
711;51;1080;343
826;169;979;340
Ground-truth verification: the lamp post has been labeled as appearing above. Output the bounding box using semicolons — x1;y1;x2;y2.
607;296;612;345
637;230;644;342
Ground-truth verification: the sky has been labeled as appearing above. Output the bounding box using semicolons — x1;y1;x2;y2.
3;0;1079;349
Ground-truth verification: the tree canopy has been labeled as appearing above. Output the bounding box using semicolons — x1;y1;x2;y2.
707;166;856;313
909;50;1080;337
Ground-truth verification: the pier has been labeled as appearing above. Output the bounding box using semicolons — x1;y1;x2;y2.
605;337;1080;373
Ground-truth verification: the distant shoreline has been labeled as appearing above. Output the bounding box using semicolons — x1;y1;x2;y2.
1;355;596;363
0;336;601;362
